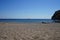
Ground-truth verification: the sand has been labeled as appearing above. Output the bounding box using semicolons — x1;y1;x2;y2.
0;22;60;40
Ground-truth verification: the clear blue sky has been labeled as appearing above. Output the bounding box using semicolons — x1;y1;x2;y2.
0;0;60;19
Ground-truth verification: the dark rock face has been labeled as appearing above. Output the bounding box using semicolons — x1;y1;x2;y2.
52;10;60;20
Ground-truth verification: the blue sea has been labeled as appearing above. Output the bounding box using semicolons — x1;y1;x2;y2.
0;19;54;23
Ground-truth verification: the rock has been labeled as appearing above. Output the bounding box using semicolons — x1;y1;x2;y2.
51;10;60;20
51;10;60;23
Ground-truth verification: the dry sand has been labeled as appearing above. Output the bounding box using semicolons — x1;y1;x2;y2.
0;22;60;40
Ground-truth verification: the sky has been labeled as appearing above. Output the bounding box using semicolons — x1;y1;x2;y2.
0;0;60;19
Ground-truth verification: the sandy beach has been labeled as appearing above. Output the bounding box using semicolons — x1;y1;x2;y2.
0;22;60;40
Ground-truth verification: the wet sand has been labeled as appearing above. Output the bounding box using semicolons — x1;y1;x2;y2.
0;22;60;40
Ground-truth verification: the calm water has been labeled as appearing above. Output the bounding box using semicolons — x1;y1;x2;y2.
0;19;53;23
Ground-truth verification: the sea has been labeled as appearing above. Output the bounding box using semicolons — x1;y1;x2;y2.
0;19;54;23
